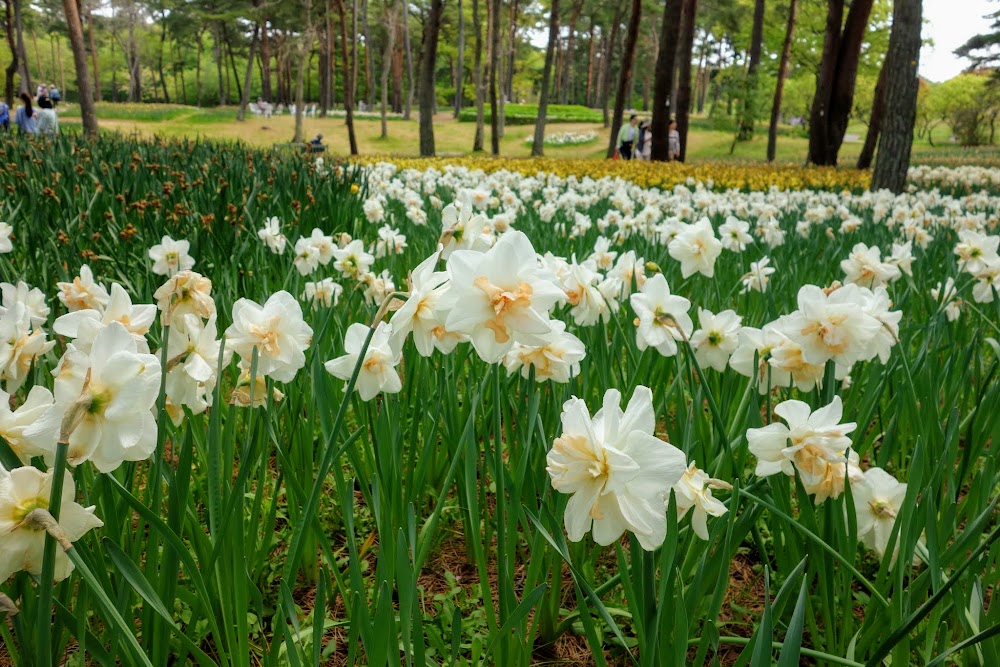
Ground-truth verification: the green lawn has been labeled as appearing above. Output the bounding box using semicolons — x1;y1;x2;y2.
54;102;992;165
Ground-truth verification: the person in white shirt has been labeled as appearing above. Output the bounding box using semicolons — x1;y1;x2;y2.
36;97;58;136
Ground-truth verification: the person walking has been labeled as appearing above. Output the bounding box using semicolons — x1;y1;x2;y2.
668;119;681;161
48;84;61;107
617;114;640;160
37;97;58;136
0;101;10;132
636;121;652;161
15;93;38;135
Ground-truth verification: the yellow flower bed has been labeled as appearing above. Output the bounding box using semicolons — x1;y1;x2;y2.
353;156;873;191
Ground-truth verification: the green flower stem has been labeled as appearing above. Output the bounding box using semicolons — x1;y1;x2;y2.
36;440;69;667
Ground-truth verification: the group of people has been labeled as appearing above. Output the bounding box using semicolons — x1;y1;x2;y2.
0;83;61;136
615;114;681;161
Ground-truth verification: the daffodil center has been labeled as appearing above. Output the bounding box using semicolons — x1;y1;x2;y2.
249;320;281;355
13;498;49;528
654;309;679;331
363;351;387;371
869;498;897;520
473;275;533;344
88;388;113;415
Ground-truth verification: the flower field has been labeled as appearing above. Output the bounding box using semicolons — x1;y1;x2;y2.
1;135;999;667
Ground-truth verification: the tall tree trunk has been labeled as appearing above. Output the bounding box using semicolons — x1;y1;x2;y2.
506;0;518;102
454;0;463;118
30;29;42;82
767;0;797;162
585;22;595;106
737;0;765;140
13;0;30;94
403;0;414;119
651;0;683;161
308;48;315;103
56;35;66;95
808;0;874;165
559;0;581;105
127;8;141;102
676;0;697;161
319;11;330;115
552;33;561;102
707;36;723;115
85;0;100;100
336;0;358;153
214;24;224;105
825;0;875;163
391;19;402;112
4;0;19;105
419;0;444;155
328;2;336;111
380;2;395;138
351;0;358;103
224;26;243;104
63;0;97;137
329;9;336;109
176;43;187;104
532;0;559;157
857;63;887;169
600;5;623;128
237;27;258;121
693;32;707;114
171;46;180;103
110;25;117;102
472;0;485;150
157;18;170;103
363;0;374;107
195;28;203;106
595;28;606;107
871;0;921;193
606;0;642;158
489;0;501;154
293;43;306;142
261;18;272;100
293;0;312;146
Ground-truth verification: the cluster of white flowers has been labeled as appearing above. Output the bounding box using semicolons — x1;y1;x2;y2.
155;271;229;423
524;131;599;147
0;263;167;584
747;396;913;565
728;282;901;394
